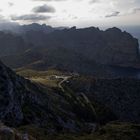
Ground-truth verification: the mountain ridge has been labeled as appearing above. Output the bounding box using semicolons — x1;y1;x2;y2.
0;26;139;78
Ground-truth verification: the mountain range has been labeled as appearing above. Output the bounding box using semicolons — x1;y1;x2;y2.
0;24;140;78
0;23;140;139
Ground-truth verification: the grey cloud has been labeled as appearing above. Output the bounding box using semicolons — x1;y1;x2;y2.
32;0;65;1
105;11;120;18
0;21;19;31
132;8;140;13
0;15;4;20
8;2;14;7
32;4;55;13
89;0;100;4
68;14;78;20
32;0;83;1
11;14;51;21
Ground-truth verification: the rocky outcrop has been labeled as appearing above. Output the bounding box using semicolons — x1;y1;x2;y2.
0;122;35;140
0;60;46;126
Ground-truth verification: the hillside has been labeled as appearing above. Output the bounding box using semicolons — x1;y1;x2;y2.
17;122;140;140
62;76;140;123
0;60;140;139
17;68;140;123
0;60;100;132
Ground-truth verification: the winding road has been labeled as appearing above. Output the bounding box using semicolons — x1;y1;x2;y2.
56;76;72;92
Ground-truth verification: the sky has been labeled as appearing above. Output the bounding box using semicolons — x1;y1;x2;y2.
0;0;140;27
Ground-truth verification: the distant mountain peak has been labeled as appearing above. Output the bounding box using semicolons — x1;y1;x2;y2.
106;27;122;32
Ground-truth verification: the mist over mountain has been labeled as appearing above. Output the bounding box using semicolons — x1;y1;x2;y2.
0;22;19;32
0;22;139;41
0;22;67;34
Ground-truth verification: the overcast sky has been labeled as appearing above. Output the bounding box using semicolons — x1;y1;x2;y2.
0;0;140;27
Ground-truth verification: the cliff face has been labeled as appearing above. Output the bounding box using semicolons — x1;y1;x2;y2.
100;27;139;65
0;60;47;126
46;27;139;66
40;27;139;71
40;26;139;67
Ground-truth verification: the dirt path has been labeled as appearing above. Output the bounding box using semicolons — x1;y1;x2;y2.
58;76;71;92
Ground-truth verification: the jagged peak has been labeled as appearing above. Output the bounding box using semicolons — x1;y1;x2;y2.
105;27;122;32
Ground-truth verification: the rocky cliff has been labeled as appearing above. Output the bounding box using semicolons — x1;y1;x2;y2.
44;27;139;66
101;27;139;65
0;122;35;140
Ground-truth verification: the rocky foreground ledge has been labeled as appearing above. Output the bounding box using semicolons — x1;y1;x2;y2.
0;122;35;140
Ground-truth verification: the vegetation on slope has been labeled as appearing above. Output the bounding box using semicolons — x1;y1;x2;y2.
17;122;140;140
